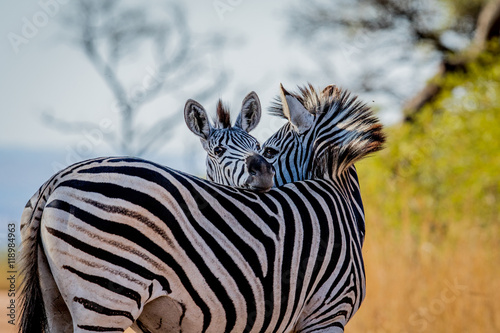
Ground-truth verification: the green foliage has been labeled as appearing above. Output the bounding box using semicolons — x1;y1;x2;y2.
357;44;500;240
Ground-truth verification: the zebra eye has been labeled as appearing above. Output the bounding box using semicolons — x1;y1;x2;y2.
255;143;261;151
263;147;278;159
213;146;226;157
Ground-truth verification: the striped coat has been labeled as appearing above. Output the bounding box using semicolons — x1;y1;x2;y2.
20;156;365;332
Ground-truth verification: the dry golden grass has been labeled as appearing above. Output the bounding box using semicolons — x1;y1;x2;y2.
348;220;500;333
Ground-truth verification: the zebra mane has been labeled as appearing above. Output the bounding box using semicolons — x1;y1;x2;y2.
213;99;231;129
269;83;345;118
270;83;385;177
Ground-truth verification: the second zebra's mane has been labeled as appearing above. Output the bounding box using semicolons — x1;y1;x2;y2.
270;83;386;177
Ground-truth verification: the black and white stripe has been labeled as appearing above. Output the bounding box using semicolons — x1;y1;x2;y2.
18;85;384;332
19;157;367;333
259;83;386;330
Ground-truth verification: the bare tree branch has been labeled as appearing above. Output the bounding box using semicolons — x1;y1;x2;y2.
287;0;500;122
404;0;500;120
472;0;500;53
135;113;180;156
47;0;230;156
42;111;103;134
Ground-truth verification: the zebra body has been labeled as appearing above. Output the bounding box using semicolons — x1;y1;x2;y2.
21;156;363;332
19;85;385;332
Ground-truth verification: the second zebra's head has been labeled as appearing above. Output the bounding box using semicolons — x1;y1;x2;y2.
261;83;386;186
185;92;274;192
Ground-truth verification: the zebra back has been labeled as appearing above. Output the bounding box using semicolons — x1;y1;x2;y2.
19;156;370;332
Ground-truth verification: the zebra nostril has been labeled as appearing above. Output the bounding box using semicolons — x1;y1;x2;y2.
249;170;257;176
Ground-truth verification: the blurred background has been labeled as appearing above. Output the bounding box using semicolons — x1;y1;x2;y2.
0;0;499;331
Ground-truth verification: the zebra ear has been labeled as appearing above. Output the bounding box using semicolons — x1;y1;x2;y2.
184;99;212;140
280;83;314;133
235;91;261;133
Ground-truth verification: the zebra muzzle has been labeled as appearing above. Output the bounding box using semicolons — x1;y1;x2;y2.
245;154;275;192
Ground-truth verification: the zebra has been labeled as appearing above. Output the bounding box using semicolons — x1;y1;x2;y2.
18;93;274;333
256;83;385;331
184;91;273;191
260;83;385;245
193;83;384;331
19;84;384;333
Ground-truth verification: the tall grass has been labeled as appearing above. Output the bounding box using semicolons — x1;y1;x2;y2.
349;217;500;332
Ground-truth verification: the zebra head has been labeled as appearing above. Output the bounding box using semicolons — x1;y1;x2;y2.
185;92;274;192
262;83;386;186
